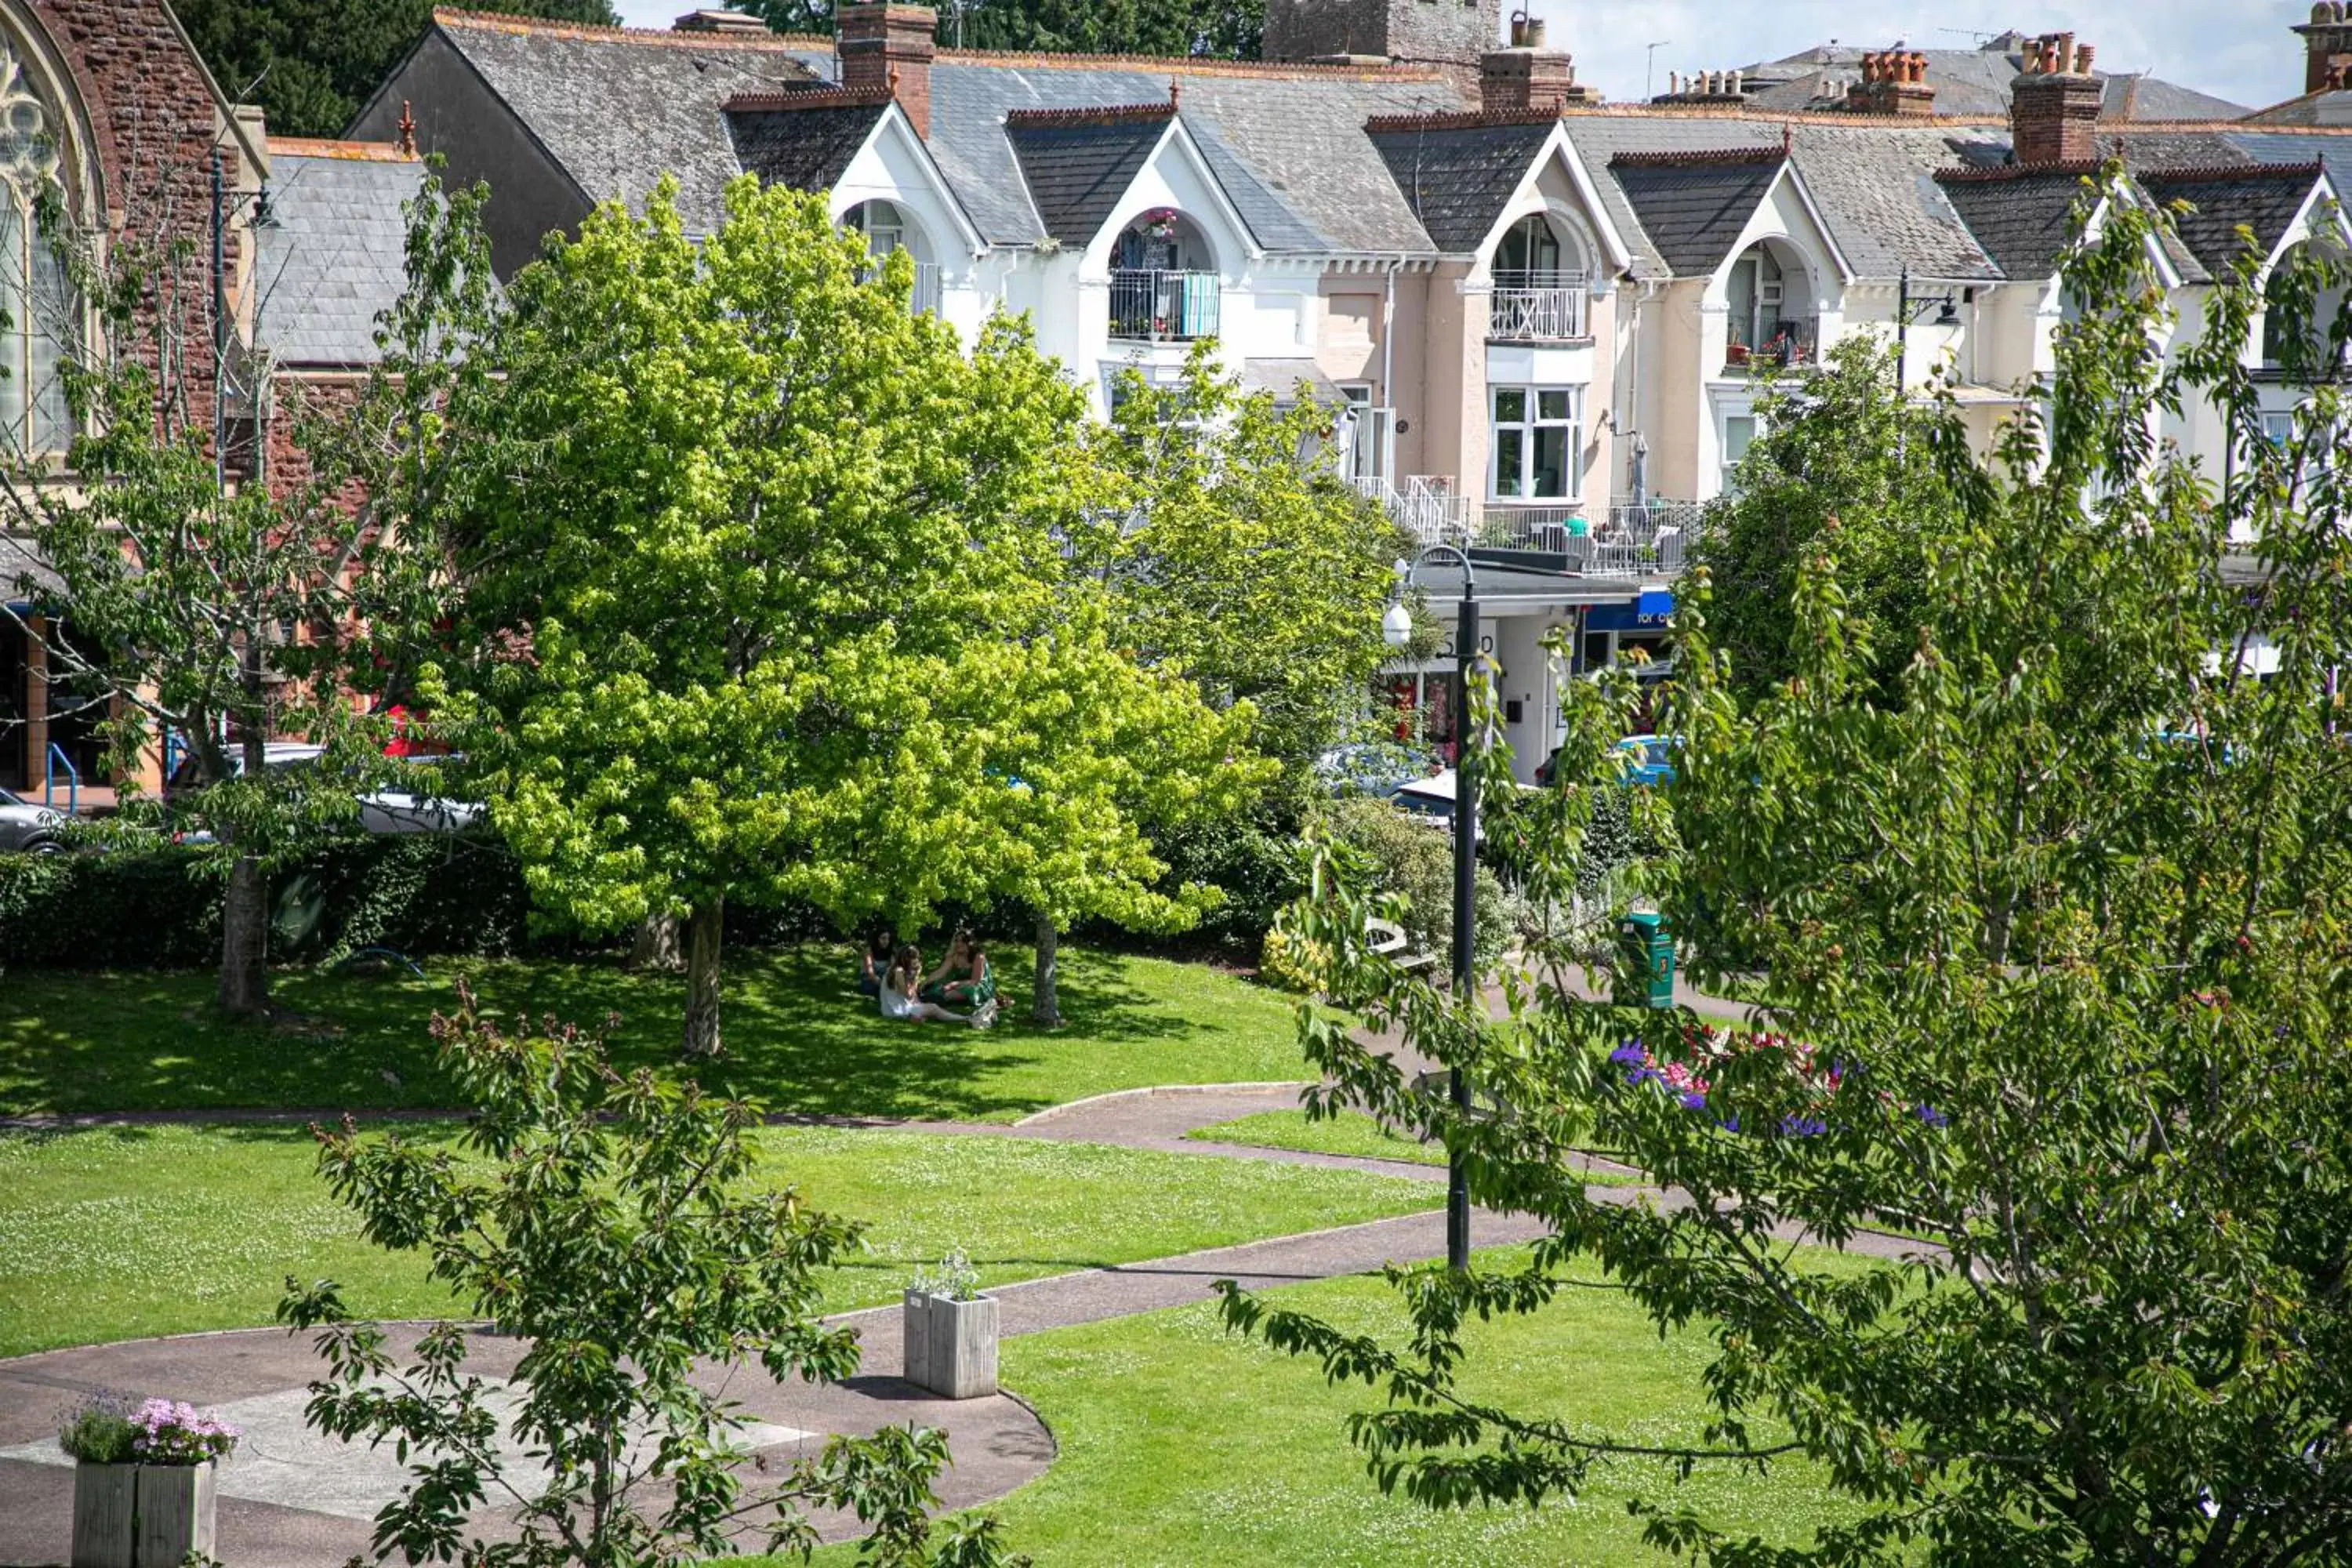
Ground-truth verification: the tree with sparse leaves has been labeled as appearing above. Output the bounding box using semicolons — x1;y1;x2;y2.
416;175;1259;1051
280;988;1024;1567
1225;171;2352;1563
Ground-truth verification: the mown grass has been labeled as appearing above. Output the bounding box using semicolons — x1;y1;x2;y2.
0;1122;1436;1358
0;944;1312;1121
1187;1107;1447;1165
784;1247;1878;1568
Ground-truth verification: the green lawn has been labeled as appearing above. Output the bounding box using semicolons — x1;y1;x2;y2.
791;1250;1874;1568
0;1122;1436;1358
1189;1107;1446;1165
0;944;1312;1120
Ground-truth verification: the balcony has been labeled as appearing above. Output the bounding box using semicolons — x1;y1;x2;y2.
1488;269;1589;343
1110;270;1221;343
1353;477;1700;580
1726;318;1818;373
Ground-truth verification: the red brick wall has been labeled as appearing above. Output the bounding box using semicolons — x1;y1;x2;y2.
27;0;236;435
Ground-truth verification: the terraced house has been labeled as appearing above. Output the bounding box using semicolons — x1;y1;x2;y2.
8;2;2348;800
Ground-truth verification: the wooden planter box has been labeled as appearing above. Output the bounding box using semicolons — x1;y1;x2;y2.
70;1461;217;1568
902;1290;999;1399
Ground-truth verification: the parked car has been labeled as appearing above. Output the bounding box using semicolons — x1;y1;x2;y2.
1534;735;1682;789
167;745;483;837
1313;742;1436;800
0;786;65;852
1613;734;1680;789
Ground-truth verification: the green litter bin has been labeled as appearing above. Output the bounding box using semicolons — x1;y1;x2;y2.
1617;912;1674;1010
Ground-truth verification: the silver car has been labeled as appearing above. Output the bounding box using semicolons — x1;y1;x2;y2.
0;786;65;852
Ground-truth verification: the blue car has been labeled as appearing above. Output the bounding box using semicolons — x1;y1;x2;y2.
1613;735;1679;788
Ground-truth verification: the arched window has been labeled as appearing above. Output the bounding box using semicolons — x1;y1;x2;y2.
846;198;907;258
0;45;74;459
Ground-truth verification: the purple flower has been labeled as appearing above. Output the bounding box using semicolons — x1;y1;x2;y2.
1678;1091;1708;1111
1913;1104;1948;1129
1715;1113;1741;1133
1777;1113;1828;1138
1608;1042;1649;1068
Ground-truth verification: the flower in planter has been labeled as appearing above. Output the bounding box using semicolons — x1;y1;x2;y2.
909;1248;983;1302
56;1390;140;1465
128;1399;239;1466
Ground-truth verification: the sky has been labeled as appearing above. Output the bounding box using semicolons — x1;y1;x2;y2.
609;1;2314;115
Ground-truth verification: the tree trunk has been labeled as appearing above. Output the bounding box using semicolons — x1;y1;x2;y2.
216;712;270;1019
681;898;725;1059
216;849;270;1017
627;913;684;972
1031;908;1062;1028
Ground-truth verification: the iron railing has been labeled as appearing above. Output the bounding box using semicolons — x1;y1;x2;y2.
1354;477;1701;579
1488;269;1589;342
1109;270;1221;342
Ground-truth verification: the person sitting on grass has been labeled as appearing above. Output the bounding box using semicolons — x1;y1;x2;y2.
856;930;895;999
921;929;996;1011
880;945;969;1024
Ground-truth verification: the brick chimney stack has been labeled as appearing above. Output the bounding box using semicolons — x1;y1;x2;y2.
2296;3;2352;94
1846;49;1935;117
2009;33;2102;167
1479;13;1602;112
838;3;936;138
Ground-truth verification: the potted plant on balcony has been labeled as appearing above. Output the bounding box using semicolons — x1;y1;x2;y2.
59;1393;238;1568
902;1250;999;1399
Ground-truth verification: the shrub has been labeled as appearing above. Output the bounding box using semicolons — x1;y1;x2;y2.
0;833;535;970
1256;924;1327;993
1316;796;1514;967
127;1399;240;1466
57;1392;139;1465
1145;798;1308;953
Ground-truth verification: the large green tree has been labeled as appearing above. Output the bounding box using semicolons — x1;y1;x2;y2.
422;176;1257;1052
1691;335;1961;704
727;0;1264;57
1225;173;2352;1563
1084;353;1403;776
174;0;616;140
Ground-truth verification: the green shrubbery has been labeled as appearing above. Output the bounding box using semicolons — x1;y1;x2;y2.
1311;796;1519;967
0;834;532;969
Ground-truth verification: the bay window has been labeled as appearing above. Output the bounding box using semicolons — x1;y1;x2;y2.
1488;384;1580;501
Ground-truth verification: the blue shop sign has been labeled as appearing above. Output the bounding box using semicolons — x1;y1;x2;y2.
1585;590;1675;633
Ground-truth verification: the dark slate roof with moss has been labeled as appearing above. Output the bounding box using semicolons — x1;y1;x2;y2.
1932;166;2102;280
725;93;889;193
1604;151;1789;278
2138;166;2322;271
1005;109;1172;246
1367;117;1556;255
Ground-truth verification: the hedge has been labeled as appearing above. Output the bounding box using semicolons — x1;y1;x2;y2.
0;834;535;970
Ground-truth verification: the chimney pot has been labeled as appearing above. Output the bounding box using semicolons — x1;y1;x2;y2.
2011;34;2102;165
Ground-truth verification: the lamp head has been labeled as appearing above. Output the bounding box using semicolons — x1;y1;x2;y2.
1381;601;1414;648
1936;297;1958;326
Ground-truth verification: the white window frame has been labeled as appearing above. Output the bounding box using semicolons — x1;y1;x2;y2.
1487;383;1581;503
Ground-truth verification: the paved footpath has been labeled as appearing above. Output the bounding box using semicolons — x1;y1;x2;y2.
0;1059;1922;1566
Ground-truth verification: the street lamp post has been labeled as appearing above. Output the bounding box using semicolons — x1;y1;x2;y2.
1384;546;1480;1271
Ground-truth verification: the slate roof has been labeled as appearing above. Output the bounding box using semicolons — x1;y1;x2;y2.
1736;39;2245;122
1933;166;2103;279
2138;166;2321;271
256;143;426;366
429;13;822;233
1606;151;1788;278
725;93;888;192
1004;108;1172;246
1367;117;1556;254
1558;116;2005;281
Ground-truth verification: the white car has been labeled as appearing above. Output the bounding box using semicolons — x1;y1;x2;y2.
169;745;482;837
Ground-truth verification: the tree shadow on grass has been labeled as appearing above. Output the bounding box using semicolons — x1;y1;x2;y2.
0;942;1276;1122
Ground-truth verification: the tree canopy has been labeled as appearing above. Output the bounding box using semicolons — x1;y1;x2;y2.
174;0;616;140
726;0;1265;57
1691;335;1962;705
417;176;1258;1052
1227;172;2352;1563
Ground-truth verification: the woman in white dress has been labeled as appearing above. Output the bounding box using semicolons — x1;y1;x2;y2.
880;945;969;1024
